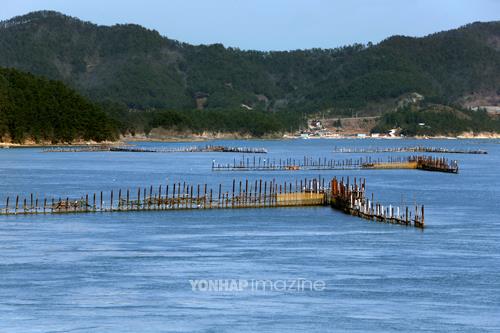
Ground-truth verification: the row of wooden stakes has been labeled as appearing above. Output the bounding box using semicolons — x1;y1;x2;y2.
329;177;424;228
0;177;425;228
212;155;458;174
0;178;328;215
332;146;487;154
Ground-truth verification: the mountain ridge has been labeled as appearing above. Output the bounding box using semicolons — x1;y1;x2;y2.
0;11;499;135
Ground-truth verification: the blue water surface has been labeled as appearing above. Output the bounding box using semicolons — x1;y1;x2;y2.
0;139;499;332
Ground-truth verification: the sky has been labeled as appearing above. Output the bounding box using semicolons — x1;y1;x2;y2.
1;0;499;50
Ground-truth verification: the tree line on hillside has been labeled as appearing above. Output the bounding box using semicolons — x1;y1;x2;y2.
0;67;118;143
0;11;498;115
372;104;500;136
0;66;303;143
1;11;499;140
101;101;303;137
1;65;498;142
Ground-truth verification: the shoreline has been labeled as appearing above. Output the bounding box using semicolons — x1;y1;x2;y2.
1;133;499;148
0;141;122;149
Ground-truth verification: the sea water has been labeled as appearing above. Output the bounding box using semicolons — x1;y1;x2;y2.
0;139;499;332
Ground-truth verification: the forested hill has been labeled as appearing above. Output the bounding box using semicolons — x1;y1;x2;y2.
0;67;117;143
0;11;499;115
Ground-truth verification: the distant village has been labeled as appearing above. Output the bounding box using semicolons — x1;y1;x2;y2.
288;117;405;139
290;93;433;139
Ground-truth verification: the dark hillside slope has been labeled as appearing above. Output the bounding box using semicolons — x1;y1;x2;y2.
0;67;117;143
1;11;498;113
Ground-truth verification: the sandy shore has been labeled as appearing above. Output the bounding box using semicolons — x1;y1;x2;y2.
1;131;499;148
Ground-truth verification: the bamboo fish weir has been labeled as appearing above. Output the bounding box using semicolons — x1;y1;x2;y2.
0;177;425;229
333;146;487;154
212;155;459;173
43;145;268;154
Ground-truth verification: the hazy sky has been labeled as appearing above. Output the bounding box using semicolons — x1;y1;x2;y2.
2;0;499;50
